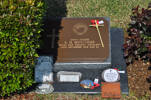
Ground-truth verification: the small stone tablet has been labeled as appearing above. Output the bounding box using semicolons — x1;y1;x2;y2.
57;71;82;82
101;82;121;99
102;69;120;82
35;84;54;94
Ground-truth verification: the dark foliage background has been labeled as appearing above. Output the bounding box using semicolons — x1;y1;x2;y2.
123;3;151;64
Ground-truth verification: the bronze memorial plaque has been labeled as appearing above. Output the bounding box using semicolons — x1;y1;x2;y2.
43;17;110;63
57;18;110;62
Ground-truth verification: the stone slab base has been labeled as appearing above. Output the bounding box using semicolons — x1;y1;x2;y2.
52;28;129;95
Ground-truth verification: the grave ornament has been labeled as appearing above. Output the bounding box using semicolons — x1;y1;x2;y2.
102;68;120;82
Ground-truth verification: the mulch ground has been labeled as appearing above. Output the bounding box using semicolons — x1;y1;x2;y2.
0;93;36;100
127;61;151;97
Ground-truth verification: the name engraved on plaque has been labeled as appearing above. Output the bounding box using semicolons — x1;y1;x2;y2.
59;38;102;49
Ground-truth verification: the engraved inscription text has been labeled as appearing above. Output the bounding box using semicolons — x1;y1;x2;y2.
59;38;102;49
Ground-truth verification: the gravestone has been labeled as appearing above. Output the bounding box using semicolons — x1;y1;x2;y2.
40;17;111;71
39;17;129;95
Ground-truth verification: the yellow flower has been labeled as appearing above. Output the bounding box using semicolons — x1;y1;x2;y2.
9;5;16;11
25;0;35;6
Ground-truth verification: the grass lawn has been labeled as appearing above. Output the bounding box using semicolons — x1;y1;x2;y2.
66;0;150;30
34;92;150;100
47;0;150;29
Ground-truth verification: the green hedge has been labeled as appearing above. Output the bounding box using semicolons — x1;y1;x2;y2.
0;0;45;96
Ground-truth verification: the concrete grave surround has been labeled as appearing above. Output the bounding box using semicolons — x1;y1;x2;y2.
52;28;129;95
38;17;129;95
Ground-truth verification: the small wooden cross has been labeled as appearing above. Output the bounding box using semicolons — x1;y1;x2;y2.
89;20;104;48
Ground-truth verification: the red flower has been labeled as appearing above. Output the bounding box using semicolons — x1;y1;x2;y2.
91;20;99;25
114;68;119;71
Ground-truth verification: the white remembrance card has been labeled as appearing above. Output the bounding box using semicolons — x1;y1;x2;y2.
60;75;80;82
103;69;120;82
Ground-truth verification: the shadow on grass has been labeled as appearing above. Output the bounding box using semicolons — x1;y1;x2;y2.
44;0;67;18
38;0;67;62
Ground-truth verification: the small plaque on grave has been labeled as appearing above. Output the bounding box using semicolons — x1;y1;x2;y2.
57;71;82;82
101;82;121;99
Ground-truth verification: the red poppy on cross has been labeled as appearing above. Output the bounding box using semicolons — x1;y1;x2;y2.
90;20;104;26
89;19;104;47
